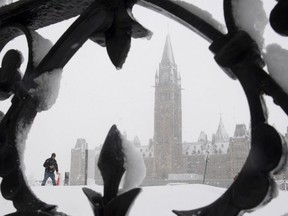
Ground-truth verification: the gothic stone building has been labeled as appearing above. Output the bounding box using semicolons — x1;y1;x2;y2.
139;35;252;187
92;35;253;187
92;35;288;187
141;119;251;187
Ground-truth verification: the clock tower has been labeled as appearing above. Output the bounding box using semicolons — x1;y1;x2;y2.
153;34;183;179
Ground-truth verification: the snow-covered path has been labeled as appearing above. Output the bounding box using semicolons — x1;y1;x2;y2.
0;184;288;216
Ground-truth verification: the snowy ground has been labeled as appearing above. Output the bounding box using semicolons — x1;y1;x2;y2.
0;184;288;216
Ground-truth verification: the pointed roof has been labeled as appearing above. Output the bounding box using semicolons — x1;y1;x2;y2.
161;34;176;66
214;115;229;143
233;124;248;138
74;138;88;151
198;131;207;143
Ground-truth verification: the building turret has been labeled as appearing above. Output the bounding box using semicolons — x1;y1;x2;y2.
70;138;88;185
233;124;248;138
229;124;250;178
198;131;208;143
214;115;229;143
74;138;88;151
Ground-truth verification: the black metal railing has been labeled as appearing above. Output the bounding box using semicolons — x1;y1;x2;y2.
0;0;287;215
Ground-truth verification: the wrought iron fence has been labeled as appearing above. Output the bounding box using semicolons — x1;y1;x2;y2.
0;0;288;215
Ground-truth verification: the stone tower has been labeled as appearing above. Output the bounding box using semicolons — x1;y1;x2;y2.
153;34;183;179
70;138;88;185
229;124;250;178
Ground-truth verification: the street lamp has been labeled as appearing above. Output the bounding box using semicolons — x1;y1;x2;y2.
202;151;209;184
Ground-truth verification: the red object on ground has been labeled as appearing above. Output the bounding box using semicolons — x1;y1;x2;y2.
56;173;61;186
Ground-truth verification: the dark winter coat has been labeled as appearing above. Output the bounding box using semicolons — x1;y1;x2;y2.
43;157;58;173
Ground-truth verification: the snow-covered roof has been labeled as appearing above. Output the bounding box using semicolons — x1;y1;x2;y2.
183;140;229;155
214;142;230;154
182;142;204;155
0;0;18;7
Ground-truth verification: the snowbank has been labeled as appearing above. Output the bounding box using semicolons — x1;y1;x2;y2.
120;135;146;193
29;68;62;111
264;44;288;94
0;184;288;216
232;0;267;49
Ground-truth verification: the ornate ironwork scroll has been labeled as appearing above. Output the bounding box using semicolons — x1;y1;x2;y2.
0;0;287;215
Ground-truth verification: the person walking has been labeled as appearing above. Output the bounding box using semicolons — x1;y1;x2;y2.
41;153;59;186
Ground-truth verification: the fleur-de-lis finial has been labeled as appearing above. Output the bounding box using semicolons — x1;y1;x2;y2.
90;0;152;69
83;125;141;216
0;49;23;100
270;0;288;36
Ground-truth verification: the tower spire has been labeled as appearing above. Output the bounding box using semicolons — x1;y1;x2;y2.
215;114;229;143
160;34;176;67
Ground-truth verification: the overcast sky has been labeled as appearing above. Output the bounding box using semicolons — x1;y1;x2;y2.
0;0;287;180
